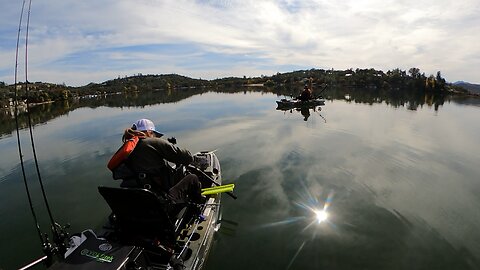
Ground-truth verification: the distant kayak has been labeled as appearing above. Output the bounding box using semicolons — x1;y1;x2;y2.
276;97;325;109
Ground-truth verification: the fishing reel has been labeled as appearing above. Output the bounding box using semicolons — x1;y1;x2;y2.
44;222;71;263
52;222;71;252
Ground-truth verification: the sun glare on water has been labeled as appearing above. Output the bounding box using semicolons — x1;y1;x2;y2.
258;189;335;270
314;209;328;223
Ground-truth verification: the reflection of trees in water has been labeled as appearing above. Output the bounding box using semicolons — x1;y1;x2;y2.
0;86;461;137
270;83;457;112
317;85;448;111
0;87;209;137
0;100;79;138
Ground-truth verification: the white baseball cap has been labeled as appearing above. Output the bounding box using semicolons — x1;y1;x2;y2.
132;118;163;137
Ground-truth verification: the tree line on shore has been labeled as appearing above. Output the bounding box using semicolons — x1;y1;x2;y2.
0;68;476;107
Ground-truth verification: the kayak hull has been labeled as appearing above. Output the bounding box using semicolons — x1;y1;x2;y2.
276;98;325;109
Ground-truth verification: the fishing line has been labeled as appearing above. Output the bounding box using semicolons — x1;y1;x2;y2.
23;0;60;237
14;0;45;245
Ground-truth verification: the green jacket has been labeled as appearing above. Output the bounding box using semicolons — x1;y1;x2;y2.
128;137;193;175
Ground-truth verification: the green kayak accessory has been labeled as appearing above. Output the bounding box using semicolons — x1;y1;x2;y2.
201;184;235;195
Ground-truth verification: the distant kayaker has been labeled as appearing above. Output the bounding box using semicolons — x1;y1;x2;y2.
298;85;313;101
112;118;203;204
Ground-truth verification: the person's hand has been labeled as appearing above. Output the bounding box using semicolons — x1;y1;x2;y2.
167;137;177;144
192;155;208;170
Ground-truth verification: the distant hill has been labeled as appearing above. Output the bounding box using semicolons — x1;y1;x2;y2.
3;69;479;106
453;81;480;94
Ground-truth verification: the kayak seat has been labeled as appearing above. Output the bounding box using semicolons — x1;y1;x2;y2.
98;186;178;246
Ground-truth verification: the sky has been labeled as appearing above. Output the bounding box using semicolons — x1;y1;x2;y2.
0;0;479;86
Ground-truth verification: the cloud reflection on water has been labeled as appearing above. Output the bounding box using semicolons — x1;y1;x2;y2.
195;94;480;269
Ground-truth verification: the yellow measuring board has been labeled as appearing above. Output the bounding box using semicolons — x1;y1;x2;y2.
201;184;235;195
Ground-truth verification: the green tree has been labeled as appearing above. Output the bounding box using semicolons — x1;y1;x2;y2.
435;71;446;92
264;80;274;87
408;68;420;79
426;75;436;90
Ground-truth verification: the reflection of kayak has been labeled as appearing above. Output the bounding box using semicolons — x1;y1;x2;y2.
276;98;325;108
31;151;234;270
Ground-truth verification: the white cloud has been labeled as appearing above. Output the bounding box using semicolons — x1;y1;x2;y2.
1;0;479;85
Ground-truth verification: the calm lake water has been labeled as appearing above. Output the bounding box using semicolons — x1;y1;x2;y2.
1;90;479;269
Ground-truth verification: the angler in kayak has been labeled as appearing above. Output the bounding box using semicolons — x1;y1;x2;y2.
108;118;204;204
20;120;237;270
298;84;314;101
276;81;326;109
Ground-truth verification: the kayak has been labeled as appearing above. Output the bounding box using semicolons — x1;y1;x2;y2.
42;151;230;270
276;98;325;109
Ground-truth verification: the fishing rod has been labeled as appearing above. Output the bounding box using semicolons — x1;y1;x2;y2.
314;83;328;99
14;0;69;267
23;0;70;252
18;256;49;270
315;109;327;123
14;0;46;251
